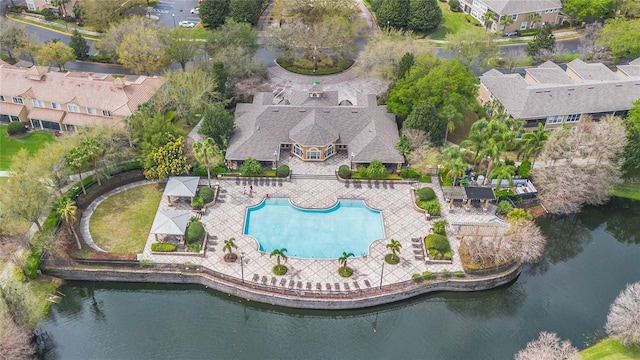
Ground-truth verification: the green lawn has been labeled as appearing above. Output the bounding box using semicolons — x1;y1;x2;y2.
614;168;640;200
89;183;163;253
582;338;640;360
0;126;56;170
429;2;483;40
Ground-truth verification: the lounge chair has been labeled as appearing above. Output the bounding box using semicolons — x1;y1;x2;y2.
280;278;287;287
261;276;268;285
252;274;260;282
325;283;331;290
343;283;350;291
316;283;322;291
288;279;295;289
271;277;277;286
297;281;303;289
334;282;340;291
307;282;312;290
364;279;371;288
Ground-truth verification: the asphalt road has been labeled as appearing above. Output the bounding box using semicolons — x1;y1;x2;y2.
152;0;201;29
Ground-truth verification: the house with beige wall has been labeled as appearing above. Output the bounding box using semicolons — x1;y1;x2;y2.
25;0;76;15
0;61;165;131
458;0;563;34
478;58;640;129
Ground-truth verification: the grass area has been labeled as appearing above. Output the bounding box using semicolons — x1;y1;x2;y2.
582;338;640;360
614;168;640;200
185;23;210;40
447;109;480;145
89;183;163;253
428;2;483;40
7;14;101;40
0;126;56;170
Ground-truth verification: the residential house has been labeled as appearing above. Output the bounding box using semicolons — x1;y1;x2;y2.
226;85;404;171
478;58;640;129
0;60;165;131
458;0;563;34
25;0;76;15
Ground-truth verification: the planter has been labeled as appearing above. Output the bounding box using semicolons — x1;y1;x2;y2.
224;253;238;263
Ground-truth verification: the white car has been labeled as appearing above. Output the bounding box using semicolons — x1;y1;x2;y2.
190;7;199;14
178;21;196;28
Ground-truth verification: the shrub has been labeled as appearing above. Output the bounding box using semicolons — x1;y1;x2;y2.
7;121;26;135
422;271;434;279
277;57;293;68
494;188;515;199
337;58;354;70
41;8;58;21
13;267;26;282
419;175;431;183
441;269;451;278
454;270;466;278
412;273;422;281
273;264;288;275
42;211;61;233
518;29;538;37
338;266;353;277
293;57;314;69
401;168;419;179
432;220;448;235
417;187;436;201
425;200;441;216
444;251;452;260
23;253;40;279
338;165;351;179
140;259;154;267
186;243;202;252
449;0;459;11
317;56;333;67
496;200;513;215
428;249;441;259
518;160;532;178
191;196;204;210
151;243;176;252
197;187;214;203
366;160;386;179
185;221;205;243
88;54;113;63
192;166;208;176
505;159;515;166
276;164;290;177
465;14;482;26
239;157;263;176
425;234;451;252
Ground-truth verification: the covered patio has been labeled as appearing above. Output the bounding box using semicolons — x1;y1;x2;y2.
150;210;190;244
163;176;200;205
442;186;496;212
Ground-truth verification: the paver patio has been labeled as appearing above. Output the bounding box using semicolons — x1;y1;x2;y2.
138;153;497;292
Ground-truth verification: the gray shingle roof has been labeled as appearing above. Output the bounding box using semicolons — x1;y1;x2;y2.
481;60;640;119
150;211;190;235
162;176;199;198
226;92;404;164
566;59;619;81
484;0;562;14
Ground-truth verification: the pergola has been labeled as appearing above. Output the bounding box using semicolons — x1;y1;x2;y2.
163;176;199;204
150;210;190;243
442;186;496;211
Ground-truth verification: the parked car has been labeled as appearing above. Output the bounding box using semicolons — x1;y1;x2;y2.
504;30;519;37
190;7;199;14
178;21;196;28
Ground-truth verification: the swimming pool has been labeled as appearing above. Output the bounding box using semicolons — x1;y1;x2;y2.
243;198;385;259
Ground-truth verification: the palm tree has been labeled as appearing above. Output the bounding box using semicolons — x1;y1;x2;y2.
193;137;221;188
270;248;288;266
80;137;103;186
517;123;550;167
386;239;402;262
489;163;516;189
442;146;469;186
440;104;464;144
65;147;88;195
222;237;238;261
338;251;354;272
55;196;81;249
482;11;496;33
500;14;514;30
527;12;542;29
460;118;490;166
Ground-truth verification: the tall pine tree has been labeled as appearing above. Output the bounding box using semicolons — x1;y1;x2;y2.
408;0;442;33
69;29;89;59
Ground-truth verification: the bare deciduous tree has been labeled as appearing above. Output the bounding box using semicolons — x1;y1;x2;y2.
605;282;640;347
0;300;35;360
534;115;627;214
515;331;580;360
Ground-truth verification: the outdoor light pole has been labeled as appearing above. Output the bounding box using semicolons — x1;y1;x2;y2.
350;152;355;171
274;150;278;171
240;252;245;283
379;257;385;289
172;13;175;28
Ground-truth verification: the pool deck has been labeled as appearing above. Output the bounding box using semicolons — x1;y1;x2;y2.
136;153;498;293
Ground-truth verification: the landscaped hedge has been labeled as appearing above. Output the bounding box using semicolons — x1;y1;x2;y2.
197;187;214;203
418;199;441;216
425;234;451;252
23;253;41;279
417;187;436;201
276;164;290;177
338;165;351;179
151;243;177;252
185;221;205;244
400;167;419;179
191;196;204;210
496;200;513;215
7;121;26;135
518;160;532;178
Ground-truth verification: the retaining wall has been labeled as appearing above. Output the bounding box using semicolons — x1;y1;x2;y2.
43;263;522;310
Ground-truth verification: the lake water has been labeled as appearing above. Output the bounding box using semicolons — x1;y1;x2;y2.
36;198;640;360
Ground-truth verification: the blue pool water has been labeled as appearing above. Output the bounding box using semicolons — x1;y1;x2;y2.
243;198;385;259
